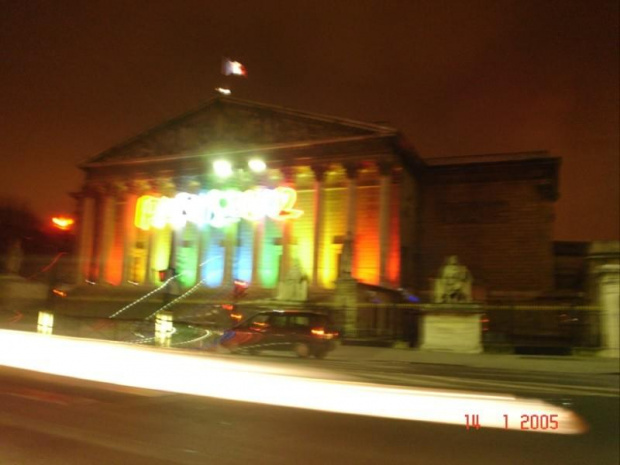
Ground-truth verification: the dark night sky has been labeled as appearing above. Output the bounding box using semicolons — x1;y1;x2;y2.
1;0;618;240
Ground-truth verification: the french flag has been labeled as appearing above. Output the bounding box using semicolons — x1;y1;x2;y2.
222;58;247;76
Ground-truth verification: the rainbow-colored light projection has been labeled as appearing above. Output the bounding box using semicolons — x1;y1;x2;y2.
150;226;172;284
259;219;282;288
129;229;149;284
320;187;346;288
291;188;315;280
197;226;210;283
204;226;225;287
106;199;125;285
388;182;401;285
84;169;403;292
355;185;380;284
132;186;304;288
234;220;253;283
177;224;199;287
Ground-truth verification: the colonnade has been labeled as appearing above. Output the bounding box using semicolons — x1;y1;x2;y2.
74;161;400;290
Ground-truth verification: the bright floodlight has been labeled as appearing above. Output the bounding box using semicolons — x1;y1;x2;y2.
248;158;266;173
213;160;233;178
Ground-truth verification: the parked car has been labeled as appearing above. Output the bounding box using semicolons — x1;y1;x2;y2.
218;310;339;359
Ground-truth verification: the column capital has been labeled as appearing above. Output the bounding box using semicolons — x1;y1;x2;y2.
79;182;98;198
311;165;328;182
343;162;361;180
177;175;202;193
86;181;114;198
280;166;297;185
71;189;90;201
109;180;130;198
377;161;394;176
125;179;148;196
153;176;176;197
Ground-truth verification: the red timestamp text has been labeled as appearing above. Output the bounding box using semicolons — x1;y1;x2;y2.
505;414;559;430
465;414;560;430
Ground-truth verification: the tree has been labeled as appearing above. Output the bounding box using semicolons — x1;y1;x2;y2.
0;197;43;273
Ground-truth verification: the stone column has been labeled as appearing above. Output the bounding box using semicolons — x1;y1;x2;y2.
344;162;359;237
75;188;96;284
251;220;263;285
378;162;392;286
121;182;139;285
279;167;296;281
311;165;327;286
140;179;155;285
597;264;620;358
97;184;116;284
159;176;178;270
223;224;236;284
191;177;207;283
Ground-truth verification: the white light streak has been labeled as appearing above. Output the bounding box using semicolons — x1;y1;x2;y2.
109;257;216;319
0;330;587;435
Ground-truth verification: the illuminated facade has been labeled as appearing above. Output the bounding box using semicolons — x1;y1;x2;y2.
74;97;419;295
74;97;561;303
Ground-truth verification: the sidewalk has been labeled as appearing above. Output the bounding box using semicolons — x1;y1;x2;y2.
329;344;620;375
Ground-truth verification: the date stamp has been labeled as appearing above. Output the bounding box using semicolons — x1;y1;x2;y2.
465;414;559;430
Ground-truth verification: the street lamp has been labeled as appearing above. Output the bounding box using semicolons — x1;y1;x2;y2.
248;158;266;173
213;160;233;178
51;216;74;231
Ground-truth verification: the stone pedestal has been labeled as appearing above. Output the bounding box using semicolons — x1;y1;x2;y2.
0;274;48;314
419;305;483;354
597;264;619;358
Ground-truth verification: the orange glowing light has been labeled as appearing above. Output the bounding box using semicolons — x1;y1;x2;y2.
52;217;74;231
311;328;335;339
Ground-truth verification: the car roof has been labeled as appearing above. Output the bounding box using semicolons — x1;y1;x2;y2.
258;310;328;316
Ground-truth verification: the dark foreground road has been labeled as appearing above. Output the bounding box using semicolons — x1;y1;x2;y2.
0;366;618;465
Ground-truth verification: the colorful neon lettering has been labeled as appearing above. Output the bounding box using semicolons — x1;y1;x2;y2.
134;187;303;230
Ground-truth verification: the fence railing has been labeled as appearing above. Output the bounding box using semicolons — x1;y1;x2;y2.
1;301;604;351
295;303;602;349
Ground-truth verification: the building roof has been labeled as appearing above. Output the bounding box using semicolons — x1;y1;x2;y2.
424;150;557;167
81;96;401;169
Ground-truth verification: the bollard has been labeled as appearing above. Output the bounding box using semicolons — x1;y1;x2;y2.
597;264;620;358
155;311;174;347
37;311;54;335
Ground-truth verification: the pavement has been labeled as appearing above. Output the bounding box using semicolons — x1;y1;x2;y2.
328;344;620;375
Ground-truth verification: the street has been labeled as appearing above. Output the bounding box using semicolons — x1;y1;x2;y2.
1;351;618;465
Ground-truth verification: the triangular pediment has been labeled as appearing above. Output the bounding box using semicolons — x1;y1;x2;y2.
85;97;396;166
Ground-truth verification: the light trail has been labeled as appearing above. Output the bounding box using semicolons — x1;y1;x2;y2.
109;257;217;319
0;330;588;434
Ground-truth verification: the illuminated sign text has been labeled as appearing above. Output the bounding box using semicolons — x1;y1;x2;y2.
135;186;303;230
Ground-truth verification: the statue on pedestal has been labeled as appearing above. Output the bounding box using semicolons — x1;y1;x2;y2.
434;255;473;303
276;259;308;301
334;231;358;337
338;231;354;279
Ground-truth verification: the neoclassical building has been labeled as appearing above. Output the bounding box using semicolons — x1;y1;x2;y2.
74;97;560;303
75;97;420;295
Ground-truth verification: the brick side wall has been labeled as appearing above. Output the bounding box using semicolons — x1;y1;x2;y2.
416;162;557;298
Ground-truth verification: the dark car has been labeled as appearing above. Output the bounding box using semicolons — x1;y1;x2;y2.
218;310;339;359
